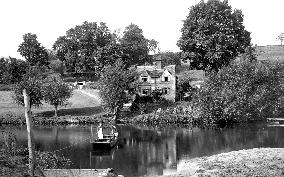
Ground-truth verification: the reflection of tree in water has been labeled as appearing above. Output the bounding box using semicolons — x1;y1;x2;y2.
176;124;284;161
90;125;177;176
2;123;284;176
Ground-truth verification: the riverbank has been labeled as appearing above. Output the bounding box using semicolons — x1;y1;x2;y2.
162;148;284;177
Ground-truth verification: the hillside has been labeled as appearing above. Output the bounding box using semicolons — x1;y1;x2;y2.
256;45;284;63
0;89;102;117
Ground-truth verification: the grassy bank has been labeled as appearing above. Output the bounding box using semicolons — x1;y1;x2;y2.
162;148;284;177
0;90;106;125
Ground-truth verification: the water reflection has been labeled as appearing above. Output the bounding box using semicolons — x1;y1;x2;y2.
1;123;284;177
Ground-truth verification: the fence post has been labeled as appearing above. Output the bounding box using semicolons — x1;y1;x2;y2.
23;89;35;177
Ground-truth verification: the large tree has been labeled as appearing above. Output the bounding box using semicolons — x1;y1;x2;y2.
98;59;137;120
18;33;49;67
53;21;115;73
120;23;158;66
177;0;251;71
94;43;132;72
42;74;73;117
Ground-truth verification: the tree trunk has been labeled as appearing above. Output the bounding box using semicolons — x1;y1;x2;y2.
54;105;58;117
23;89;35;177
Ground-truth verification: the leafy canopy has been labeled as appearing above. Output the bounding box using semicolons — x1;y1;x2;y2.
53;21;115;73
177;0;251;71
42;74;73;116
0;57;27;84
120;23;158;66
193;60;284;126
18;33;49;67
98;59;137;113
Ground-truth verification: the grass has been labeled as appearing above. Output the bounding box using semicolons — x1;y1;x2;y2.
256;45;284;62
164;148;284;177
0;89;103;118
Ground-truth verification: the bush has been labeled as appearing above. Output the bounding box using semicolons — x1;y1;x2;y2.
193;60;284;126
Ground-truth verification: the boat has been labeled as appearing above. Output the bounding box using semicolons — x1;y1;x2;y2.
90;124;118;150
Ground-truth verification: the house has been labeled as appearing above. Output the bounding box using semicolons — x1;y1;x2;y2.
136;55;176;101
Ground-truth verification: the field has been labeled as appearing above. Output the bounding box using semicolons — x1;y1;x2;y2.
0;89;102;118
256;45;284;62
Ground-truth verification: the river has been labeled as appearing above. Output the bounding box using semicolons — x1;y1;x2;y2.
1;123;284;176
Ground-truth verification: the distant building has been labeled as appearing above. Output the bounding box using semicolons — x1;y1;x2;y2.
136;55;176;101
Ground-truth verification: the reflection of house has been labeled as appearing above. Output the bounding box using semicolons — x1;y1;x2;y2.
136;55;176;101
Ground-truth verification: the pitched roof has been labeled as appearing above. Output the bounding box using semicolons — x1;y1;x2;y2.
164;65;175;75
147;70;163;78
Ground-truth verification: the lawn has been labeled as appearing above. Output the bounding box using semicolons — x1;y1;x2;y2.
0;89;103;118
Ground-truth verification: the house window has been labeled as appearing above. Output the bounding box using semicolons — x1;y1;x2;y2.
164;76;169;82
141;76;148;82
162;88;170;95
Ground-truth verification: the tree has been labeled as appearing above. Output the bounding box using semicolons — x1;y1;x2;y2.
157;52;181;67
120;23;158;66
193;59;284;126
12;66;49;109
0;57;28;84
13;76;43;109
42;74;73;117
53;21;115;73
18;33;49;67
47;50;65;75
177;0;251;71
277;33;284;46
98;59;137;120
94;43;131;72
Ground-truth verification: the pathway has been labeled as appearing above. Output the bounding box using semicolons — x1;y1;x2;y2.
77;89;101;103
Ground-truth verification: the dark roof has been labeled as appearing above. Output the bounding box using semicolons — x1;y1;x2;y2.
147;70;163;78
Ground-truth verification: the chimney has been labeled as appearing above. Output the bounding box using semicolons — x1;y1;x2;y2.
154;55;162;69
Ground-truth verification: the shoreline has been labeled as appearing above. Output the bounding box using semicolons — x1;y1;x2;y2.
163;148;284;177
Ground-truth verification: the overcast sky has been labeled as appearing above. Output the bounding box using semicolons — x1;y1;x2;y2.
1;0;284;59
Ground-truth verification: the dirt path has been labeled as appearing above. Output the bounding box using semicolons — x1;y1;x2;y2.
76;89;101;103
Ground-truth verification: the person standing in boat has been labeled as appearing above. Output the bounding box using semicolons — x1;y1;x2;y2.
97;121;104;139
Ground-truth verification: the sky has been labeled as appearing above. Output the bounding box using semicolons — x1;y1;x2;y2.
1;0;284;59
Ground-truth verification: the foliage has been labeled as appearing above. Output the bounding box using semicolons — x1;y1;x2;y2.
94;43;131;72
53;21;115;73
277;33;284;46
176;79;195;102
12;66;49;109
42;74;73;117
18;33;49;67
120;23;158;66
158;52;181;67
49;59;65;75
150;89;162;102
177;0;251;71
193;60;284;126
132;104;199;125
47;50;65;75
13;76;43;108
35;151;72;169
0;57;28;84
98;59;137;113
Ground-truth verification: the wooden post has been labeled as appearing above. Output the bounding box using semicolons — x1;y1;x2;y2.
23;89;35;177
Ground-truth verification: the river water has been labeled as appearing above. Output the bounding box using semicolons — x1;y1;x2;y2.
1;123;284;176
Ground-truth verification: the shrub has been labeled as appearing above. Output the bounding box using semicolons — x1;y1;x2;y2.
193;60;284;126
